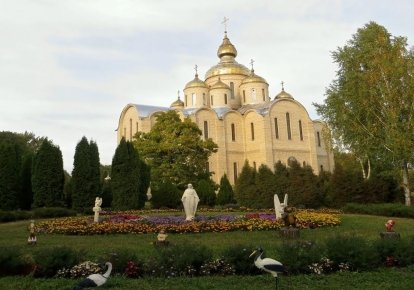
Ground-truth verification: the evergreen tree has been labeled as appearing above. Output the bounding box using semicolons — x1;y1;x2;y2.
255;164;278;209
151;181;181;209
111;138;148;210
71;137;101;212
0;144;20;210
19;153;33;210
32;140;64;207
216;174;235;205
234;160;256;207
197;179;216;207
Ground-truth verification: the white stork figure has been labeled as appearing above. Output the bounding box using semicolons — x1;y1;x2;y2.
250;247;285;290
274;193;288;220
73;262;112;290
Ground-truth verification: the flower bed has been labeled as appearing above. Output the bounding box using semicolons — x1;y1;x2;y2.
37;209;340;235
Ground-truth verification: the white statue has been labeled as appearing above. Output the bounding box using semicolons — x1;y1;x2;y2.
93;197;102;223
274;194;288;220
181;184;200;221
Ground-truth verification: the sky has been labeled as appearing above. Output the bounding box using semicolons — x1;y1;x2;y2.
1;0;414;173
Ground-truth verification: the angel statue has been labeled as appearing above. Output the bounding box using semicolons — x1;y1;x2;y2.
274;193;288;220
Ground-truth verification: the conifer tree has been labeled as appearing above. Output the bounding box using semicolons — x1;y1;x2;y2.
216;174;235;205
32;140;64;207
273;161;290;205
111;138;148;210
151;181;181;209
71;137;101;212
197;179;216;207
234;160;256;207
0;144;20;210
255;164;278;209
19;153;33;210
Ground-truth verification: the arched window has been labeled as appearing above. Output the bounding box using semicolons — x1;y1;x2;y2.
233;162;238;183
262;88;265;101
224;94;228;104
251;88;257;101
136;122;139;133
129;118;132;140
231;123;235;141
286;113;291;140
203;121;209;139
317;131;321;147
211;95;214;106
230;82;235;99
243;90;246;103
299;120;303;141
185;95;188;106
251;122;255;140
274;118;279;139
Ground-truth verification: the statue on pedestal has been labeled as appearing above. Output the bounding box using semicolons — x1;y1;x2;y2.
93;197;102;223
27;220;37;245
181;184;199;221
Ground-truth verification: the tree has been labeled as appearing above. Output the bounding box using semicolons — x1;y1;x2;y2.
71;137;101;212
255;164;278;209
151;181;181;209
197;179;216;207
111;138;148;210
19;153;33;210
314;22;414;205
133;111;218;189
216;174;235;205
32;139;64;207
273;161;290;203
0;144;20;210
234;160;256;207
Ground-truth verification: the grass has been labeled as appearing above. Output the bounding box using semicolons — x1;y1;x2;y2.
1;213;414;289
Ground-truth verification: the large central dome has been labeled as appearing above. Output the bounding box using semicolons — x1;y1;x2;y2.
205;33;250;80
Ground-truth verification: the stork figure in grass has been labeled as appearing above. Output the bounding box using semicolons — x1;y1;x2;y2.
250;247;285;290
73;262;112;290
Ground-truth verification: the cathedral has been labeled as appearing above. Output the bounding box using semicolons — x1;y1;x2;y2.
117;29;334;184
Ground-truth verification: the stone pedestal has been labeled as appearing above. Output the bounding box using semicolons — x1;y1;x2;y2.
279;227;300;238
380;232;400;240
93;207;101;223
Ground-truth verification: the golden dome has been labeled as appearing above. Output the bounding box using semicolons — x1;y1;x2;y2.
184;74;208;89
275;88;294;100
205;33;250;79
241;69;268;85
170;96;184;108
217;33;237;58
210;77;230;90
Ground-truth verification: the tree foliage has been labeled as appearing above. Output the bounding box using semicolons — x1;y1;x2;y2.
111;138;148;210
0;144;20;210
234;161;256;207
150;181;181;209
197;179;216;207
32;139;64;207
216;174;235;205
133;111;218;189
71;137;101;212
254;164;279;209
314;22;414;205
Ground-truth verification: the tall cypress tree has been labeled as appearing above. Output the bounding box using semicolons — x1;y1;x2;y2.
216;174;235;206
32;140;64;207
0;144;20;210
234;160;256;207
197;179;216;207
71;137;101;212
111;138;147;210
19;153;33;210
255;164;278;209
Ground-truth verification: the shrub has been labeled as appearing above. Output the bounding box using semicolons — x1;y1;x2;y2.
0;247;30;276
155;242;213;276
394;236;414;267
197;179;216;207
33;207;76;218
343;203;414;218
221;244;261;275
199;259;235;276
277;240;322;274
0;210;32;222
325;234;380;271
33;246;81;277
102;250;141;276
374;238;400;266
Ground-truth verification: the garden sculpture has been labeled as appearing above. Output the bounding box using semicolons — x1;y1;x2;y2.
93;197;102;223
282;207;297;228
73;262;112;290
385;219;395;232
27;219;37;245
250;247;285;290
182;184;200;221
154;229;169;246
274;194;288;220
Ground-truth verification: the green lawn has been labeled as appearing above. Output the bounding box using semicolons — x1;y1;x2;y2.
1;213;414;289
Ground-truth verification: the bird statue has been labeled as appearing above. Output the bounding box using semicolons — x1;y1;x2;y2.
73;262;112;290
250;247;285;290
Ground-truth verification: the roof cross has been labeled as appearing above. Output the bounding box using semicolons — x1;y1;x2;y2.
281;81;285;90
250;59;255;71
194;64;198;75
222;17;229;33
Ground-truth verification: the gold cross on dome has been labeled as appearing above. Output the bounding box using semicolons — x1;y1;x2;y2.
194;64;198;75
177;90;180;98
222;17;229;32
281;81;285;90
250;59;255;70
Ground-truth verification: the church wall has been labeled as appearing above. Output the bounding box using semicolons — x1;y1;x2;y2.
206;75;246;108
183;87;209;108
239;83;269;105
243;111;267;166
118;106;140;143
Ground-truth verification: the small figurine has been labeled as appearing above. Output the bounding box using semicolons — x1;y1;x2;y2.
93;197;103;223
274;194;288;220
282;207;297;228
385;219;395;232
154;229;169;246
28;220;37;245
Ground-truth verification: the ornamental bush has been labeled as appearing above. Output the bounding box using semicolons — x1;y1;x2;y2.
277;240;322;274
221;244;261;275
151;181;181;209
33;246;81;277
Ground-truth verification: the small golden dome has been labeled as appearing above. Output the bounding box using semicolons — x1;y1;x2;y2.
241;69;268;85
210;77;230;90
184;74;208;89
217;33;237;58
275;88;294;100
170;96;184;108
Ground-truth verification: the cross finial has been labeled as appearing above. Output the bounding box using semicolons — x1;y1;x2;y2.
250;59;255;71
281;81;285;91
194;64;198;76
177;90;180;99
222;17;229;33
